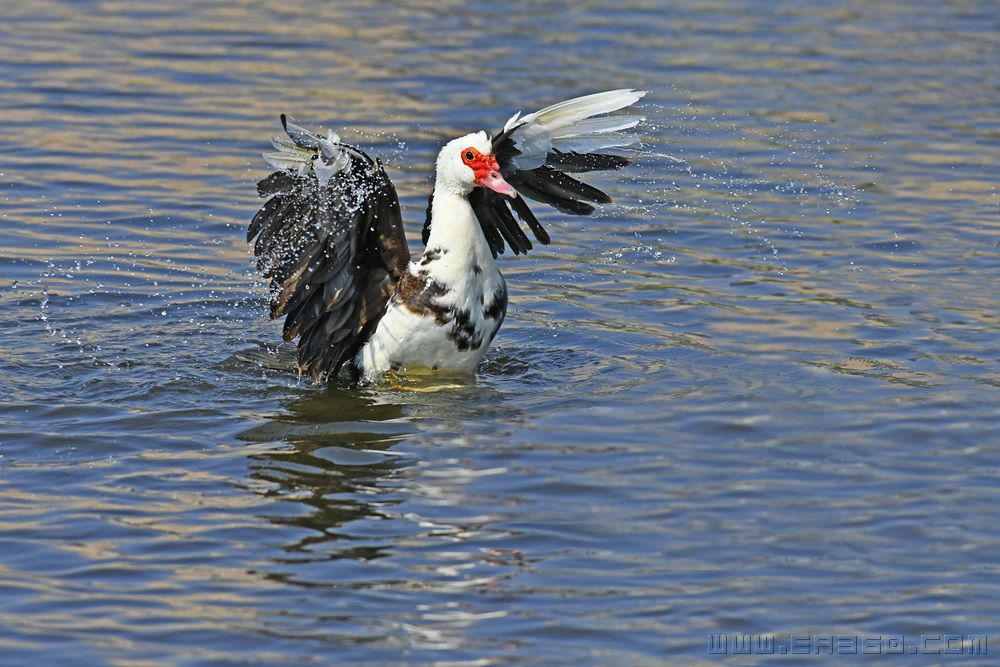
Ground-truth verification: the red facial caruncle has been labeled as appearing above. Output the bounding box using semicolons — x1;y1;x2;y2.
461;146;516;198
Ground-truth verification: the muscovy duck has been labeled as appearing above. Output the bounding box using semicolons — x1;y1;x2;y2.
248;89;646;383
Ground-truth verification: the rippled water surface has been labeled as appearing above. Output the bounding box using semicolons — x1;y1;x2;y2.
1;1;998;664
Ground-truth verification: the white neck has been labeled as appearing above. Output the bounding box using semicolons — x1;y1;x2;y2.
421;187;497;286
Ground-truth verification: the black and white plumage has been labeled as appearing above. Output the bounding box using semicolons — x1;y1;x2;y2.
248;90;646;383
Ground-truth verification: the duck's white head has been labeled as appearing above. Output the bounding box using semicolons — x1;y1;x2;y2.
435;131;516;198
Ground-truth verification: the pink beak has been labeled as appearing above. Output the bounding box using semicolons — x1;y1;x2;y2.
475;155;517;198
481;169;517;198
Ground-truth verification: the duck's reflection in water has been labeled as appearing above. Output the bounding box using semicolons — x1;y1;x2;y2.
237;381;530;652
239;386;415;566
239;379;524;574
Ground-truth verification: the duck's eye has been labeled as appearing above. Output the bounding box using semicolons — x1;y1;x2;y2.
464;150;475;162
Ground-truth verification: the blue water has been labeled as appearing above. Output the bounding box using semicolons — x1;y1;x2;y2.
1;1;997;664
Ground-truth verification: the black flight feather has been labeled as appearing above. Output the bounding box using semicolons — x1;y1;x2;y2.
509;195;550;245
544;150;632;173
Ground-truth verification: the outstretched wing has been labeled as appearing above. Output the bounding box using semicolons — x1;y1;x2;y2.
440;89;646;257
249;116;409;381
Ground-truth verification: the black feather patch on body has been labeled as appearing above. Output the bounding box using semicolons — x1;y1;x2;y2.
448;282;507;352
422;190;434;245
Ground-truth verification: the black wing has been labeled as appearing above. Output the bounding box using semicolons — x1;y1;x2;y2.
249;116;409;381
423;89;645;257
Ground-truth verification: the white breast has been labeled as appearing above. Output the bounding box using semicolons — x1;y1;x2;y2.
353;261;506;382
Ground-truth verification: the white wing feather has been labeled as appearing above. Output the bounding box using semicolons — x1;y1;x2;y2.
262;118;350;184
503;89;647;170
550;133;641;155
550;115;644;139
